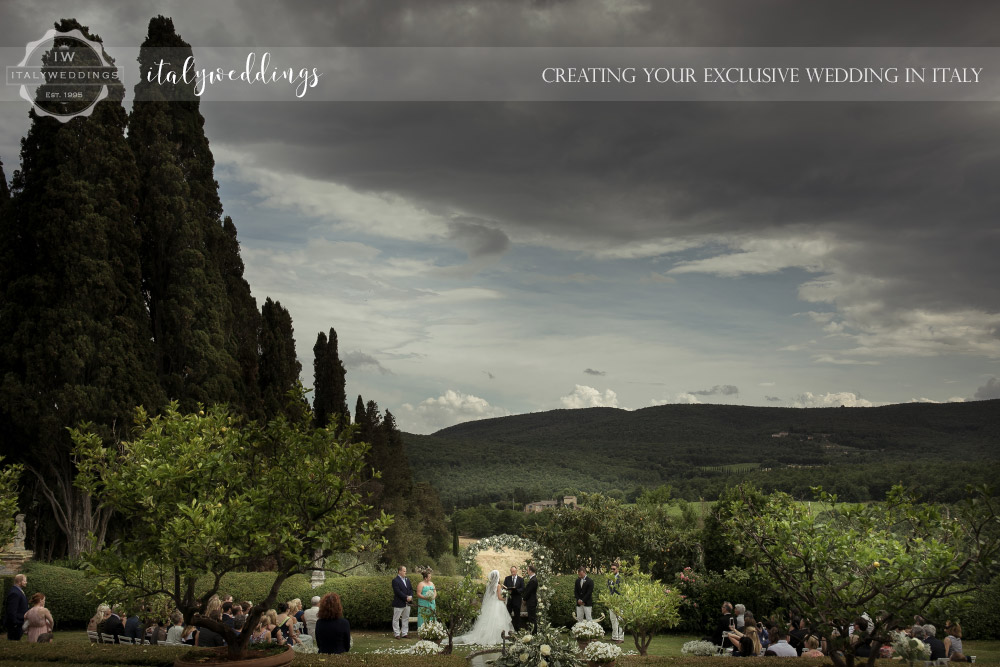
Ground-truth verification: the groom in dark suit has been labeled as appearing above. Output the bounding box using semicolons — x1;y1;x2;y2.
523;565;538;633
503;566;525;630
574;566;594;621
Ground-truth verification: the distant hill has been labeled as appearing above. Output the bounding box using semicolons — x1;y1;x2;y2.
403;400;1000;507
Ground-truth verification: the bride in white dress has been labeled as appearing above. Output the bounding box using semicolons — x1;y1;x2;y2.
453;569;515;645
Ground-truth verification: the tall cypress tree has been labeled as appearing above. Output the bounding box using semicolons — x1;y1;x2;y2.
213;216;261;418
258;297;302;419
128;16;242;412
0;19;163;557
313;328;349;430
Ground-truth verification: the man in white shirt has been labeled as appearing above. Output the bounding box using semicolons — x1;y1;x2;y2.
767;628;798;657
302;595;321;636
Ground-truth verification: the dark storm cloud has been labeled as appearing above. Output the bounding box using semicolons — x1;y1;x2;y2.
974;377;1000;400
343;350;392;375
447;219;510;258
690;384;739;396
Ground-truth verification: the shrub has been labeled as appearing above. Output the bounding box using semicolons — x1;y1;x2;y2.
23;562;98;630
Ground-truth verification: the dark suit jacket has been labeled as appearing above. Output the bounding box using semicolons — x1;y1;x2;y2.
4;585;27;628
927;636;947;660
104;614;126;643
124;615;141;640
392;575;413;608
574;576;594;606
503;575;524;611
523;576;538;609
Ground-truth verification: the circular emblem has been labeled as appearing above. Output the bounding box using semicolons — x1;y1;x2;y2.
16;28;117;122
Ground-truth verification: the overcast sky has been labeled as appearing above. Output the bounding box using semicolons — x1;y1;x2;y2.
2;1;999;433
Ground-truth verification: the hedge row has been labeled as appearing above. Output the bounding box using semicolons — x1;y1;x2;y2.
9;564;625;632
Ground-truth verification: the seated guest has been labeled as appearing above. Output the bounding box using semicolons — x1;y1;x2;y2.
250;617;271;644
718;602;735;644
789;617;808;655
290;598;305;624
731;625;761;657
315;592;351;654
196;609;227;647
165;612;185;644
104;606;126;643
924;625;947;661
945;622;969;662
303;596;321;636
222;601;235;628
181;624;198;645
89;604;110;633
233;614;245;636
124;610;142;641
852;617;872;658
768;627;799;657
734;603;747;630
273;603;298;644
801;635;824;658
231;604;245;629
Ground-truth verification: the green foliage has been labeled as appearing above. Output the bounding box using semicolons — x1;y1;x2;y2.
0;19;164;558
529;493;698;581
20;561;94;630
724;484;1000;667
0;456;22;547
434;574;484;652
73;390;389;659
313;328;350;431
404;401;1000;507
496;622;583;667
670;566;782;635
603;558;682;655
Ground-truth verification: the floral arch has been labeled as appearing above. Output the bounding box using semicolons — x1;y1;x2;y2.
460;534;555;623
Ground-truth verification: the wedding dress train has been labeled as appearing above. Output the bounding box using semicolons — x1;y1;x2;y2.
453;569;515;646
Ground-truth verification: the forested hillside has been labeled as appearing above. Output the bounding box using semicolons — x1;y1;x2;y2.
404;400;1000;507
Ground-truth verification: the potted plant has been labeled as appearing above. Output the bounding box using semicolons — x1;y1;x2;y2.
582;640;622;667
571;619;605;651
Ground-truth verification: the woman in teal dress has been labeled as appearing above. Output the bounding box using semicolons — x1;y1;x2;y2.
416;567;436;628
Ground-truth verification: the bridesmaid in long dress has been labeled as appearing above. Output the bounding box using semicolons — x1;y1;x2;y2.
415;567;436;628
25;593;54;642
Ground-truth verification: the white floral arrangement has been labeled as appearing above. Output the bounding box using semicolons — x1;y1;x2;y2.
583;641;622;663
571;619;605;640
681;640;721;656
407;639;445;655
418;620;447;641
891;631;931;662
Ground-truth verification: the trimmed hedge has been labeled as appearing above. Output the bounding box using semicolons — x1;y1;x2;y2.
18;562;96;631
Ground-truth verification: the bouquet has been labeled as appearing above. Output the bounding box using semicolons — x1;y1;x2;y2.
891;631;931;662
571;620;605;640
583;641;622;663
682;640;722;656
418;620;447;641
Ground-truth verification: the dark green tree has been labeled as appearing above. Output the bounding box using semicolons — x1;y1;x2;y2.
313;328;349;430
128;16;246;413
0;19;164;557
258;297;303;419
212;216;262;418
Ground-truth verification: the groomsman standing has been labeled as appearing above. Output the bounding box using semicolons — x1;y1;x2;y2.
503;566;525;630
523;565;538;634
607;562;624;642
391;565;413;639
574;566;594;621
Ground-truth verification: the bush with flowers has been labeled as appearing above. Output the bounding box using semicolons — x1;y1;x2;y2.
494;623;583;667
681;640;721;656
571;620;605;640
582;641;622;664
890;631;931;663
418;619;448;641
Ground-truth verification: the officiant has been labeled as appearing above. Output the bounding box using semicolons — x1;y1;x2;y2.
503;566;525;630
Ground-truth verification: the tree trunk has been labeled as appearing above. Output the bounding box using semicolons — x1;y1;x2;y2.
32;467;112;558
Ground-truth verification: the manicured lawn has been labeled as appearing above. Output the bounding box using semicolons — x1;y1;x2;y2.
4;631;1000;665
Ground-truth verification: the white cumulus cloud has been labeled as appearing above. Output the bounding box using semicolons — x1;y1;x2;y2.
400;390;510;434
791;391;874;408
560;384;619;409
650;392;702;406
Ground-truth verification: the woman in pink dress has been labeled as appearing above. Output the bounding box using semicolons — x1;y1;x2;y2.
24;593;54;642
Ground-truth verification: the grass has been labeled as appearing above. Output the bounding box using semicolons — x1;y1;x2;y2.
4;631;1000;665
